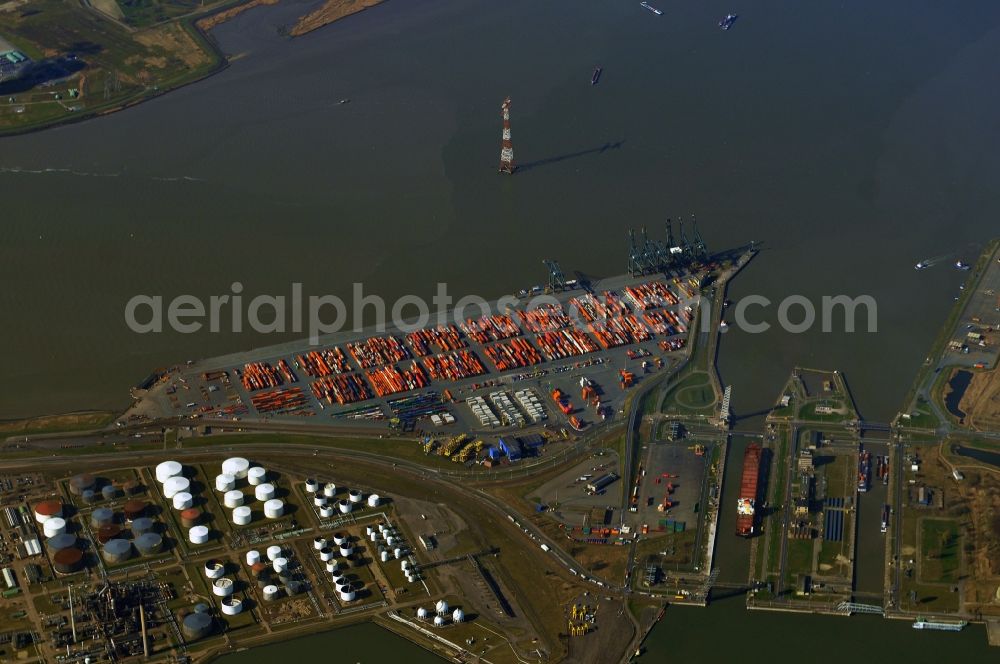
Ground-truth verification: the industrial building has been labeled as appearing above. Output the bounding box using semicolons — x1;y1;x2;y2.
586;473;619;494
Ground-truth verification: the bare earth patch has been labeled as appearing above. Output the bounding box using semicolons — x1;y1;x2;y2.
196;0;280;31
289;0;383;37
135;23;212;69
959;363;1000;431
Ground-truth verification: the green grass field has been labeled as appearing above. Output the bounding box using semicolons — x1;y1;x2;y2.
662;372;716;415
920;518;961;583
0;411;115;437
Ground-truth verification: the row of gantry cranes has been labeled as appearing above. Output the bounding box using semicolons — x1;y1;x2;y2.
541;218;711;292
626;217;709;277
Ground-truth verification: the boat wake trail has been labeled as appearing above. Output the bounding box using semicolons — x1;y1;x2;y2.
918;253;953;267
0;167;205;182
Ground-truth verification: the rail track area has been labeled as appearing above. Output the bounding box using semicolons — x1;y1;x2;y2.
134;273;700;439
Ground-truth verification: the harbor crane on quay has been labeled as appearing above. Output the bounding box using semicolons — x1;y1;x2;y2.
543;259;569;291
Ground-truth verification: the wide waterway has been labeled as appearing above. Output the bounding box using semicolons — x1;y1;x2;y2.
3;1;1000;659
2;1;999;423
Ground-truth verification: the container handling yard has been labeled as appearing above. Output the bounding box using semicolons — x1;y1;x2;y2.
129;265;706;452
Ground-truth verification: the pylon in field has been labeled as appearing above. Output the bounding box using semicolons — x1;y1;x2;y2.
499;96;515;174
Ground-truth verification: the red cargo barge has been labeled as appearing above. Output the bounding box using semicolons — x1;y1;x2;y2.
736;443;762;537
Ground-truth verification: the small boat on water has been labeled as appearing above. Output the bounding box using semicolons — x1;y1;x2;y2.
592;66;602;85
640;2;662;15
914;261;929;270
719;14;738;30
955;260;971;271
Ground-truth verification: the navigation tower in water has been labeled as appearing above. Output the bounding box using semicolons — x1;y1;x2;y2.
499;97;515;174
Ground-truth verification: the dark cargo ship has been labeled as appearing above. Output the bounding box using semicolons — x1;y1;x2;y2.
736;443;761;537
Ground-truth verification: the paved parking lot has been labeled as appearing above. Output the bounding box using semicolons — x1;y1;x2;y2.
628;439;711;532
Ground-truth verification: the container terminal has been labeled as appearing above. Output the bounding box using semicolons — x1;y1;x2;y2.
129;268;706;450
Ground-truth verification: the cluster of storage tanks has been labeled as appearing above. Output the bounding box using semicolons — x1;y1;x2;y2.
154;460;210;547
35;494;166;569
308;533;361;604
304;478;379;519
415;600;465;627
214;458;285;527
367;521;418;583
241;545;306;603
67;472;133;504
33;500;85;574
100;503;165;564
200;558;245;616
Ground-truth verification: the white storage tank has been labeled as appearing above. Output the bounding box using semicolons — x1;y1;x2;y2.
272;557;288;573
338;500;352;514
246;550;261;566
204;560;225;579
332;532;348;546
331;574;345;586
367;494;381;508
266;545;282;561
304;479;318;493
417;607;429;619
221;457;250;479
263;499;284;519
43;517;67;538
247;467;267;486
155;460;183;483
348;489;363;504
172;492;193;511
436;600;449;615
254;484;276;502
339;588;356;603
212;578;234;597
313;495;328;507
339;544;353;557
365;526;374;537
320;506;334;518
401;560;411;571
313;537;327;551
325;560;339;573
323;483;337;498
394;547;403;560
433;615;445;627
163;476;190;499
189;525;209;545
319;547;335;562
369;531;380;542
220;597;243;616
223;490;244;508
452;609;465;623
232;506;252;526
215;473;235;492
262;585;280;601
